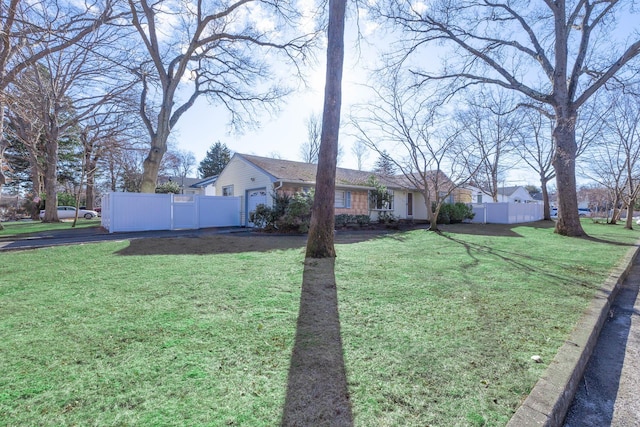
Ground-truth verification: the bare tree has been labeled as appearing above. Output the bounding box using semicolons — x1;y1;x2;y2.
101;144;148;193
578;184;614;219
373;0;640;236
11;25;134;222
127;0;314;193
77;97;145;209
300;113;322;163
352;73;474;232
5;71;46;199
456;89;519;202
351;139;369;170
589;92;640;228
514;107;556;220
164;149;196;181
0;0;119;228
585;138;626;224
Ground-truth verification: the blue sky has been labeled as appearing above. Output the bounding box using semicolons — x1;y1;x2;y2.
171;5;639;189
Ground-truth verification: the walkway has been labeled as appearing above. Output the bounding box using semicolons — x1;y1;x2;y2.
563;259;640;426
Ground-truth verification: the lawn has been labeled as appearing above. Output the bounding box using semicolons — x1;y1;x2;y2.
0;219;101;237
0;220;638;426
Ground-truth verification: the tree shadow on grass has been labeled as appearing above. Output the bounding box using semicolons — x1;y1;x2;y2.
281;258;353;427
437;220;556;237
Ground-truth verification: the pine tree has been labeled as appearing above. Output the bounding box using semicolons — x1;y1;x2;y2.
198;142;231;177
373;151;396;176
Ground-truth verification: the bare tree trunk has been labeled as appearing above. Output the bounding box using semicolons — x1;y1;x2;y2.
541;177;551;220
0;102;6;230
42;129;60;222
552;111;586;236
610;192;621;225
625;198;634;230
305;0;346;258
86;170;96;210
140;133;168;193
428;202;440;232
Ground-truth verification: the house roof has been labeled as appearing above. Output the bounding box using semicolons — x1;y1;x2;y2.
190;175;218;188
236;153;401;189
497;186;523;197
159;176;217;188
530;192;543;201
497;186;537;202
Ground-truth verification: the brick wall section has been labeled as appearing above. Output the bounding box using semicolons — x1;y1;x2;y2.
454;188;473;203
336;191;368;215
277;186;369;215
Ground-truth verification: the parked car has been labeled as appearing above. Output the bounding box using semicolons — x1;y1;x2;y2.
39;206;100;220
79;206;101;216
551;207;591;218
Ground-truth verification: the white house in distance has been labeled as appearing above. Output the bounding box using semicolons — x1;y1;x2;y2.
157;176;218;195
467;185;537;204
497;186;537;203
214;153;471;226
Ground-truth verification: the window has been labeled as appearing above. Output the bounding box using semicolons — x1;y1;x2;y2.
370;189;394;210
477;194;483;203
334;190;351;208
222;185;234;196
439;192;454;204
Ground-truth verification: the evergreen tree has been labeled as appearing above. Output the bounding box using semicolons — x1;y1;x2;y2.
373;151;397;176
198;142;231;177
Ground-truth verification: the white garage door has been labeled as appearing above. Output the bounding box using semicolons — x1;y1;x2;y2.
247;188;267;226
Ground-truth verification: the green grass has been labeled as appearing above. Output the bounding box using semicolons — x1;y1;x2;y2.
0;219;101;237
1;220;638;426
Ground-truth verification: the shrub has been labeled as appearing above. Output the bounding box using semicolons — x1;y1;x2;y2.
377;211;397;224
335;214;356;228
437;203;475;224
251;191;313;233
279;191;314;233
250;204;273;229
155;181;181;194
367;175;394;210
355;215;371;226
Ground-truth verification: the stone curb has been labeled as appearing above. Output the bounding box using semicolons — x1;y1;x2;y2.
507;242;640;427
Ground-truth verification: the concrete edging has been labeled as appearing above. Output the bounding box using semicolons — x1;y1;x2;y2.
506;242;640;427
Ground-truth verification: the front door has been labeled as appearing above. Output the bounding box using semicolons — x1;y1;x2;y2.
246;188;267;227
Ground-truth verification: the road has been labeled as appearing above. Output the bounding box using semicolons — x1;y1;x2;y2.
0;226;246;251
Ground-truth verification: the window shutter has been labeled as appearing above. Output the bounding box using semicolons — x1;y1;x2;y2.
346;191;351;208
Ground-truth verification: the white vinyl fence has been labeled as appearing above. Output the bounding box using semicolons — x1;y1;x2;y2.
471;203;543;224
101;192;241;233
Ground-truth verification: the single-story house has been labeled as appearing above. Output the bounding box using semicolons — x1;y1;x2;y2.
465;185;538;204
157;175;218;196
497;186;537;203
214;153;470;226
464;186;491;204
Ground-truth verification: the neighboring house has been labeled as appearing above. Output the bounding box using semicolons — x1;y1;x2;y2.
189;176;218;196
157;176;218;195
215;153;469;226
464;185;494;204
496;186;537;203
465;185;538;204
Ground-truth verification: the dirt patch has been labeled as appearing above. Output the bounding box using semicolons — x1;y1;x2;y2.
116;233;308;256
115;227;411;256
114;222;546;257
